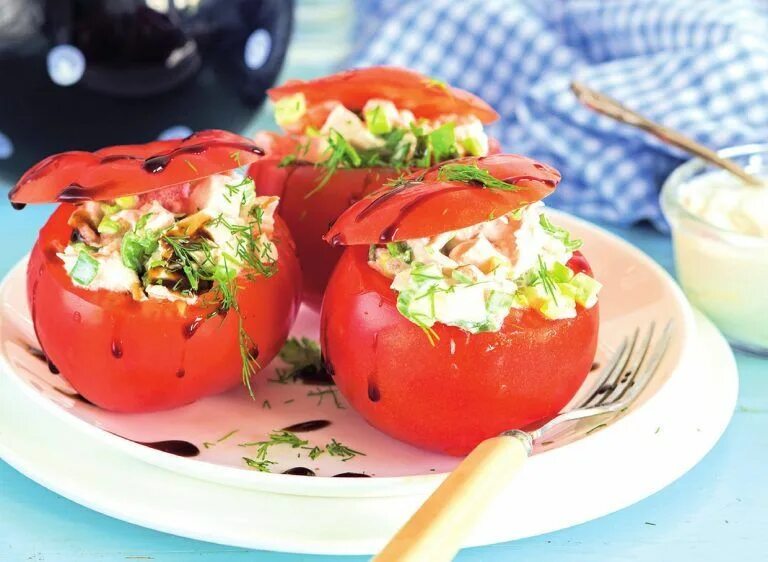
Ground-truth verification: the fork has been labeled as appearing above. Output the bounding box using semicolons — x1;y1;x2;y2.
374;321;673;562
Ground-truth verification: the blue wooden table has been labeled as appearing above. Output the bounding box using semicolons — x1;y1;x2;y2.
1;4;767;557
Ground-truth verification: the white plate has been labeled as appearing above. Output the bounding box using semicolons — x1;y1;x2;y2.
0;310;736;554
1;212;701;498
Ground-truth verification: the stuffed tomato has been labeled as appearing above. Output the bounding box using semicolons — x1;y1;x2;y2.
11;130;302;412
249;66;500;309
321;154;601;456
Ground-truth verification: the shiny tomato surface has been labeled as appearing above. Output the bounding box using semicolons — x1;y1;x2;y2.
324;154;561;245
321;246;599;456
10;130;264;204
27;204;302;412
251;154;399;309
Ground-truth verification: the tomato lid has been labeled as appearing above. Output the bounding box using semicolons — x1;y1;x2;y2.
323;154;561;245
268;66;499;124
9;130;264;204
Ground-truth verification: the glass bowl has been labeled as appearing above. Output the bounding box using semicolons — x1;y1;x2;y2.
661;143;768;356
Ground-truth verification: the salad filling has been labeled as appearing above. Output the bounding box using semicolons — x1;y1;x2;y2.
275;94;490;172
369;202;601;334
59;173;279;304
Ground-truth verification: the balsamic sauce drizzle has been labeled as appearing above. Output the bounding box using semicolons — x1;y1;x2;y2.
282;419;331;433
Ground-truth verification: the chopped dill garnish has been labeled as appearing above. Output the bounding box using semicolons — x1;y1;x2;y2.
437;163;519;191
326;439;366;461
243;457;276;472
262;399;271;409
239;430;309;460
537;255;559;305
217;429;238;442
307;129;362;198
304;445;324;460
307;387;345;409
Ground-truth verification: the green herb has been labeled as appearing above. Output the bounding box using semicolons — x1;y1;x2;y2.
437;163;520;191
307;129;363;198
364;105;392;135
70;250;99;286
307;387;345;409
217;429;238;443
539;214;583;251
270;337;322;384
304;445;324;460
243;457;276;472
239;430;309;460
386;242;413;263
537;255;559;305
262;399;271;409
325;439;366;461
278;154;297;167
122;232;159;273
427;122;457;163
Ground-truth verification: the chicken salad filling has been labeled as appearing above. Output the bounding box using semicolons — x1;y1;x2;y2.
59;173;279;304
369;202;601;335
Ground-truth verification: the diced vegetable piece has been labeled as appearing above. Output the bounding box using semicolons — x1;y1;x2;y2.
97;216;121;234
364;105;392;135
115;196;139;209
70;251;99;286
274;93;307;128
462;136;484;157
569;272;602;308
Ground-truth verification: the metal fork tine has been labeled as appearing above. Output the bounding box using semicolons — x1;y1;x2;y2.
583;328;637;409
575;336;629;409
621;321;673;405
593;327;641;407
610;322;656;404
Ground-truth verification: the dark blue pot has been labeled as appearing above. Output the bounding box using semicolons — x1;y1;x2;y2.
0;0;293;181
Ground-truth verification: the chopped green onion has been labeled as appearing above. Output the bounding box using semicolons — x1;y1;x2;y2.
274;93;307;128
97;216;121;234
364;105;392;135
70;251;99;286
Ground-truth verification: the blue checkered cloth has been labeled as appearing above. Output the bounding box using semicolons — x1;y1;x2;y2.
348;0;768;227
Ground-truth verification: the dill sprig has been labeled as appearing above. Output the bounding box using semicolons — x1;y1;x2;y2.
537;255;559;305
307;129;362;198
239;430;309;460
243;457;276;472
437;163;520;191
307;387;345;409
326;439;366;462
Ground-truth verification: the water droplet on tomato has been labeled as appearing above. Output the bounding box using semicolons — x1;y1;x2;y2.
73;311;81;323
111;339;123;359
183;316;204;339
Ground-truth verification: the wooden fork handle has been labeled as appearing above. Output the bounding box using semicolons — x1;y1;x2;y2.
373;433;531;562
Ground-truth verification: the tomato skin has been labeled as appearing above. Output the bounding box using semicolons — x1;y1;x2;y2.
321;246;599;456
10;130;264;204
27;204;302;412
324;154;561;246
251;158;400;310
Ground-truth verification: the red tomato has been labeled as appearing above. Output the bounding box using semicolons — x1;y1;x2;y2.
27;203;302;412
9;130;264;204
321;246;599;456
252;158;400;310
268;66;499;125
324;154;561;245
